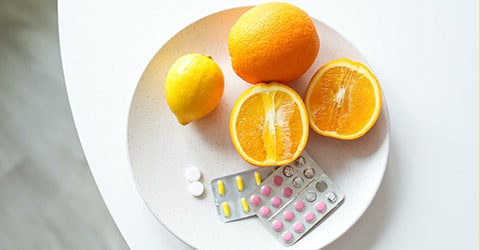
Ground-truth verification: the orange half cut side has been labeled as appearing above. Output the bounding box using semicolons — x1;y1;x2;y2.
304;58;382;140
230;83;309;166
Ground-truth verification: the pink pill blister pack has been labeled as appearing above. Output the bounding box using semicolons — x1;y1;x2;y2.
210;167;275;222
248;152;345;246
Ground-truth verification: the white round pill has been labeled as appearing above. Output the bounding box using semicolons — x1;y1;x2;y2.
185;167;202;182
188;181;204;197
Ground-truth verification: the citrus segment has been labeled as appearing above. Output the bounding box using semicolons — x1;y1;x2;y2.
230;83;309;167
228;2;319;84
305;58;382;140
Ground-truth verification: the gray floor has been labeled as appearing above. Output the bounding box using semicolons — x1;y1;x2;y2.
0;0;129;249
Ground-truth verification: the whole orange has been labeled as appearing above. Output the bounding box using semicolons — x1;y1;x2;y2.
228;2;320;84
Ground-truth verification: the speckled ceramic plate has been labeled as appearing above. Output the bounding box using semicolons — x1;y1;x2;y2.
127;6;390;250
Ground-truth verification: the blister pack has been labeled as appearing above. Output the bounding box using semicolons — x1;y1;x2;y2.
248;152;345;246
210;167;275;222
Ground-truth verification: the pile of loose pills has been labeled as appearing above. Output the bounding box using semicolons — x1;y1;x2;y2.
185;166;204;197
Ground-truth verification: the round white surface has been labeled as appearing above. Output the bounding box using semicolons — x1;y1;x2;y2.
188;181;205;197
127;7;390;250
185;167;202;182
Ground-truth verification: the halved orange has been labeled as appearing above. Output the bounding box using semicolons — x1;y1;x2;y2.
230;83;309;167
304;58;382;140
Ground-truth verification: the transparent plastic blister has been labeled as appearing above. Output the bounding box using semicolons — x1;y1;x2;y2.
210;167;275;222
248;152;345;246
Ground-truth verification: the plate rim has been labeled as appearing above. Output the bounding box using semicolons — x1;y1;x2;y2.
126;5;390;250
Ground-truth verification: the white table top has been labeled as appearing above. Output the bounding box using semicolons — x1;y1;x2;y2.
58;0;479;249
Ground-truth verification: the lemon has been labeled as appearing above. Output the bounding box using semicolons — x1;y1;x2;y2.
165;53;224;125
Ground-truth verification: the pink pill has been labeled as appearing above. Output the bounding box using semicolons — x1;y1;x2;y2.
250;194;261;207
273;176;283;186
294;201;305;212
283;210;294;222
283;187;293;198
259;206;271;217
282;231;293;243
305;212;315;223
316;202;327;213
272;220;283;232
293;222;304;233
271;196;282;207
261;185;272;196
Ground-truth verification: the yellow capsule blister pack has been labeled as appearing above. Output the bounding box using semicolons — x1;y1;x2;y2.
211;167;275;222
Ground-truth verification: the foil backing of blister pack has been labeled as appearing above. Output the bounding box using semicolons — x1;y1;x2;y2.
211;167;275;222
248;152;345;246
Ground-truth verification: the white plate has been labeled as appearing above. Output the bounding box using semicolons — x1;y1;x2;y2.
127;6;390;250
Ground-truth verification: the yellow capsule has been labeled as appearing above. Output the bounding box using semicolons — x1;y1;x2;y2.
236;176;244;191
222;202;231;218
241;197;250;213
255;171;262;186
217;180;225;196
